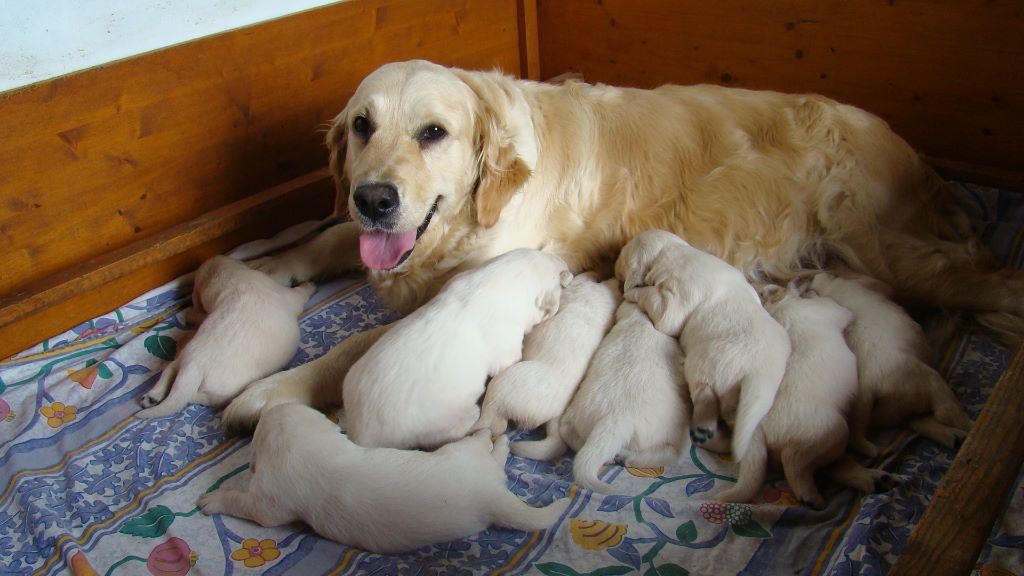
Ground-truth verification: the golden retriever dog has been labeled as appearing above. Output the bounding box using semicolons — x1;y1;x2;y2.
223;59;1023;429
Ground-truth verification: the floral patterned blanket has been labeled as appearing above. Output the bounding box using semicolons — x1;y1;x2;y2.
1;183;1022;576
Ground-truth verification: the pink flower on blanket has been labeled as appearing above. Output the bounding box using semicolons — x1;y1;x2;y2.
40;402;77;428
147;537;196;576
0;399;13;422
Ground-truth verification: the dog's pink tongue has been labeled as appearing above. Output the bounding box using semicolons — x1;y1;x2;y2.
359;230;417;270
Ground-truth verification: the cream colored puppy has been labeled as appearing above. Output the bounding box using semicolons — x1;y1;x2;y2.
718;285;857;509
344;248;572;449
137;256;314;418
526;301;690;493
616;230;790;461
198;403;567;553
810;273;972;455
472;273;621;441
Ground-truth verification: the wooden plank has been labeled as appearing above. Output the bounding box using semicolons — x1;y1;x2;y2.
536;0;1024;185
517;0;541;80
0;171;334;360
0;0;522;299
890;345;1024;576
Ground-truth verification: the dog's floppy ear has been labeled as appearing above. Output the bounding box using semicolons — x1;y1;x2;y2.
455;69;538;228
536;288;561;322
325;106;350;218
560;270;574;288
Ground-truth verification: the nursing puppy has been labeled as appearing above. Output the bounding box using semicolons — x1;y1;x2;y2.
344;248;572;449
718;285;857;509
810;273;973;455
198;403;567;553
616;230;789;461
137;256;314;418
472;273;621;440
533;301;689;493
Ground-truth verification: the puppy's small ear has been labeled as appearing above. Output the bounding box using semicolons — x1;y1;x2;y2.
560;270;573;288
455;69;537;228
536;289;561;321
325;107;351;218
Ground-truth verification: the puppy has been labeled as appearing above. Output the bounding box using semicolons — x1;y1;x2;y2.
718;285;857;509
198;403;567;553
472;273;621;441
343;249;572;449
137;256;314;418
616;230;790;461
523;301;689;493
810;273;973;455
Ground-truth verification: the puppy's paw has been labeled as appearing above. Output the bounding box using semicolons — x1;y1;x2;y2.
221;385;273;434
139;394;162;409
873;472;908;493
197;492;222;516
851;438;879;459
690;427;715;445
800;495;826;511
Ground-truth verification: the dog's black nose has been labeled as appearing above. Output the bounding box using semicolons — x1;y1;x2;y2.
353;182;400;222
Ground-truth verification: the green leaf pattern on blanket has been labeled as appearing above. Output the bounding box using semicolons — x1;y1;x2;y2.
144;335;176;361
120;505;177;538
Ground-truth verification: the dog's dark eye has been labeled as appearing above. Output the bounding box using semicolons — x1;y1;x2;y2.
417;124;447;146
352;116;372;138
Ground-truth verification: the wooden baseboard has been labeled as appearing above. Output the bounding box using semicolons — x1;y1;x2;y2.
0;169;334;360
890;344;1024;576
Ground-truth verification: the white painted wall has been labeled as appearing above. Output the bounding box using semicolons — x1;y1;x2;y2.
0;0;344;92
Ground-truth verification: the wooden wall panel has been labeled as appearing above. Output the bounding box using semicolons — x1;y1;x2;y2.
537;0;1024;184
0;0;522;298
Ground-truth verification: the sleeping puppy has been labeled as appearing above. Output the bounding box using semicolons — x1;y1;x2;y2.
718;284;857;509
198;403;568;553
343;248;572;449
615;230;790;461
530;301;690;493
810;272;973;455
472;273;621;441
137;256;314;418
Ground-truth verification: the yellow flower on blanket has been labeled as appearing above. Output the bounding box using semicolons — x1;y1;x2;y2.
40;402;77;428
230;538;281;568
570;519;627;550
626;466;664;478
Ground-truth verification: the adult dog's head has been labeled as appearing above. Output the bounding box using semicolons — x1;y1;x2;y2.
326;60;538;273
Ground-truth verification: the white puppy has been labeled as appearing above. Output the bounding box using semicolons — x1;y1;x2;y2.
521;301;690;493
810;273;972;455
198;403;567;553
718;285;857;509
615;230;790;461
472;273;621;441
137;256;314;418
343;249;572;449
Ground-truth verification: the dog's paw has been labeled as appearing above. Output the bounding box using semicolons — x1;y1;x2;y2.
800;495;826;511
851;438;879;459
197;492;221;515
690;427;715;445
139;394;161;409
248;256;307;287
872;472;908;493
221;385;272;434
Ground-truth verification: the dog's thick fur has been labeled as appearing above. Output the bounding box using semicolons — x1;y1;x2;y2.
225;59;1024;429
543;301;690;493
342;248;571;449
137;256;314;419
472;273;621;439
616;230;789;461
198;403;567;553
718;286;858;509
810;272;973;454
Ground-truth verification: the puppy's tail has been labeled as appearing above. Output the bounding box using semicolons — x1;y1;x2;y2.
491;494;570;532
512;418;569;461
573;417;631;494
136;362;203;419
731;371;782;461
716;426;767;503
485;361;563;431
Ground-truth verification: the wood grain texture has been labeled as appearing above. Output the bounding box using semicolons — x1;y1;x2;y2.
890;345;1024;576
536;0;1024;184
517;0;541;80
0;170;334;360
0;0;522;298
